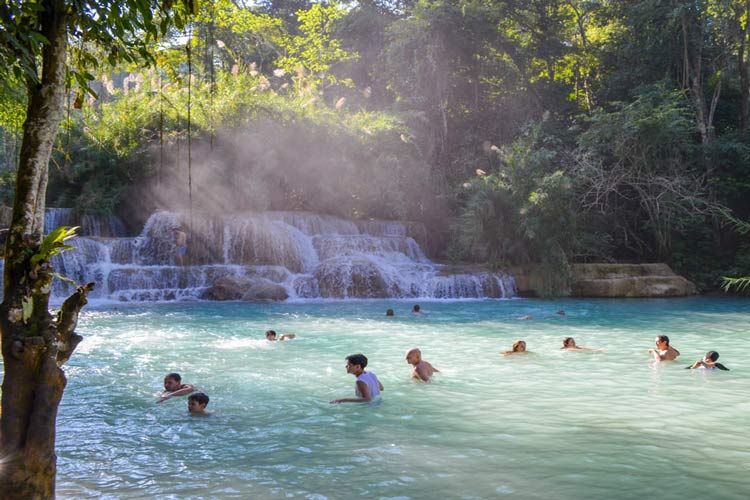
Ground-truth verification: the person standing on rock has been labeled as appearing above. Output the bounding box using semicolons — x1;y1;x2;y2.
173;227;188;266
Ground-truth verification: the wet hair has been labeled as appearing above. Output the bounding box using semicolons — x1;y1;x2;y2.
412;304;420;312
385;309;394;316
562;337;574;348
188;392;209;406
165;373;181;383
705;351;719;362
265;330;277;338
512;340;526;352
346;353;368;368
656;335;670;346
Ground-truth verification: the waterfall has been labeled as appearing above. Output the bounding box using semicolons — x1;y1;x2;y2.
34;210;516;302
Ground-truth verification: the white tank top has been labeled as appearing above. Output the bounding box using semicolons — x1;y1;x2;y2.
355;371;381;399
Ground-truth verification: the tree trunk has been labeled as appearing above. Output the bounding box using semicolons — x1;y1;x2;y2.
739;1;750;131
0;1;93;499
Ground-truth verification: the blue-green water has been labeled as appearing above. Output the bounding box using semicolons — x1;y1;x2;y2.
28;298;750;498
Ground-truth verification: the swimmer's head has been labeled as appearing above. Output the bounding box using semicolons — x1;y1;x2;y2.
562;337;575;348
412;304;420;313
385;309;394;316
188;392;209;413
704;351;719;362
164;373;182;391
405;348;421;365
655;335;670;347
345;353;368;371
265;330;277;340
512;340;526;352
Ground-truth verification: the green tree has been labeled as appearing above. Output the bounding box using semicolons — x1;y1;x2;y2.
0;1;183;497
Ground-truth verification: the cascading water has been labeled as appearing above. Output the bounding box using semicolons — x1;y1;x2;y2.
35;210;515;302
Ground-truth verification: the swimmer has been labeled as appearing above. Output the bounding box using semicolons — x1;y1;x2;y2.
648;335;680;361
188;392;210;414
405;347;439;382
330;353;383;404
501;340;530;356
561;337;605;352
555;310;566;316
157;373;195;403
385;308;394;317
412;304;422;314
265;330;296;341
687;351;729;371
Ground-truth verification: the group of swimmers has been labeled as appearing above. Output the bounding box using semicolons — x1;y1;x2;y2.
156;308;729;413
501;333;729;370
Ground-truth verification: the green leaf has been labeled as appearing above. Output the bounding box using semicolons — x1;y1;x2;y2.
31;226;79;266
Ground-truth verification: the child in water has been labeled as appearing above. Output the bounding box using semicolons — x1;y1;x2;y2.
265;330;296;341
687;351;729;371
330;353;383;404
188;392;210;414
157;373;195;403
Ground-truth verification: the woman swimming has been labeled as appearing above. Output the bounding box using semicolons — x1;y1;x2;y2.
502;340;530;356
561;337;605;352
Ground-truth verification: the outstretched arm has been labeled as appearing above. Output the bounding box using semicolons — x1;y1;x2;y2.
330;381;372;404
280;333;296;340
157;384;195;403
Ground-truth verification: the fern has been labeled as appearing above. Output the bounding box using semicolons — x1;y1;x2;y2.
31;226;79;266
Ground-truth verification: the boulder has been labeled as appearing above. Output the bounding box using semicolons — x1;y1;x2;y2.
241;279;289;301
201;275;253;300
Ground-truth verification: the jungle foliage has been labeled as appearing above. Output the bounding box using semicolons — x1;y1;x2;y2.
2;0;750;291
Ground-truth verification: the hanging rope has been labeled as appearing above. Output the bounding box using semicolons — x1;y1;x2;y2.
158;76;164;188
186;25;194;238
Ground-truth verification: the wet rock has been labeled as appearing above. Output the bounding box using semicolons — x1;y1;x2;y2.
201;275;253;300
314;258;388;298
241;279;289;301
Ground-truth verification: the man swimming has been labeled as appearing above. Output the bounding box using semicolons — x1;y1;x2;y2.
405;347;439;381
648;335;680;361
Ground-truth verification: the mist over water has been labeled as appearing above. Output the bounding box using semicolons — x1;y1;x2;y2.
48;297;750;499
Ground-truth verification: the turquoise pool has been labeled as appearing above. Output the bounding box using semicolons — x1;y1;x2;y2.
41;298;750;498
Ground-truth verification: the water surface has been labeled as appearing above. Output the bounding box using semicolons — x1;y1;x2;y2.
44;298;750;499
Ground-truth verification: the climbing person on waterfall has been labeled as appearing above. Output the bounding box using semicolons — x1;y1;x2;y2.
173;227;188;266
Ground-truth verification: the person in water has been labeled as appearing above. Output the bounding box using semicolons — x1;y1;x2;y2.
265;330;296;341
330;353;383;404
158;373;195;403
188;392;210;414
687;351;729;371
385;309;394;317
405;347;439;381
561;337;605;352
412;304;422;314
648;335;680;361
501;340;530;356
